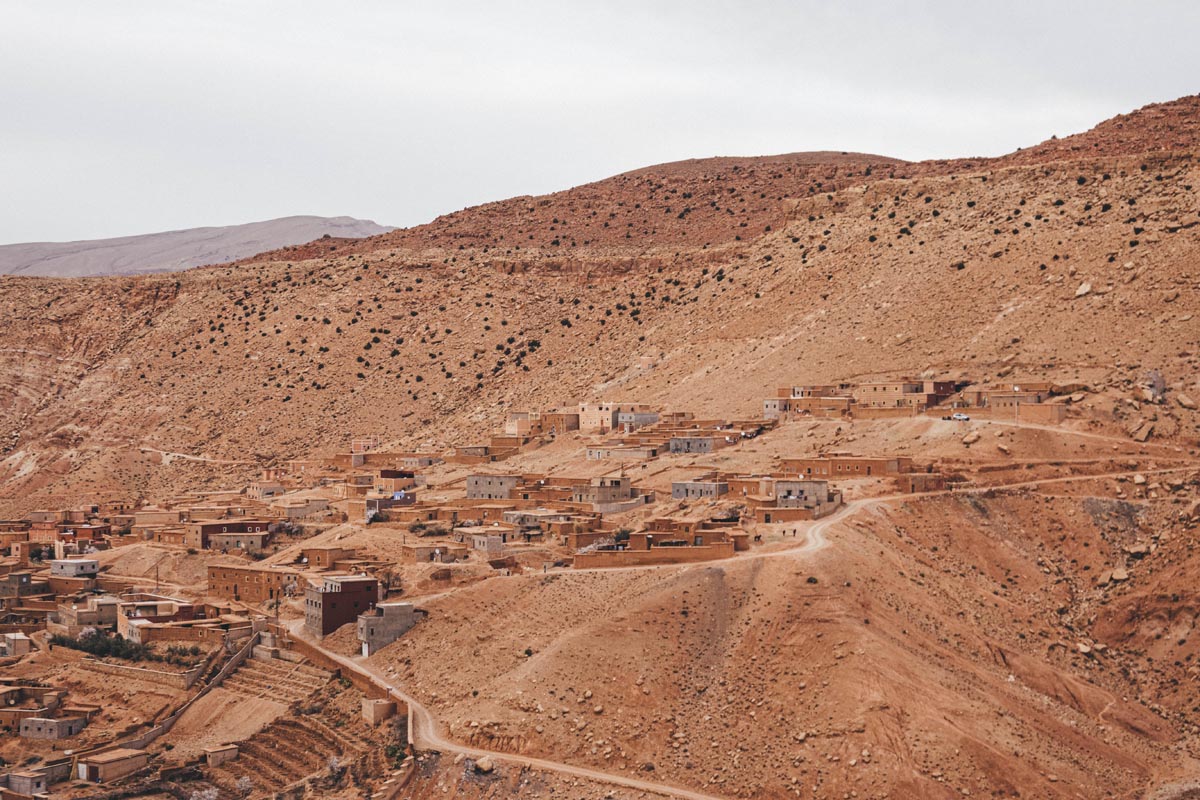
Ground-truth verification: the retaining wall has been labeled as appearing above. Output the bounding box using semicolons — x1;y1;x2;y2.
82;660;205;690
574;541;735;569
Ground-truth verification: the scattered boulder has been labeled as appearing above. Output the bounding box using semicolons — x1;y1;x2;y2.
1128;420;1154;442
1123;542;1151;557
1075;282;1092;298
962;431;981;446
1177;393;1197;410
474;756;494;774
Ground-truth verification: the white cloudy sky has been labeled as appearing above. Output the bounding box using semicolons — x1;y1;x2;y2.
1;1;1196;243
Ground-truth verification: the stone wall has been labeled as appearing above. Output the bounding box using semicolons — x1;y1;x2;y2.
574;541;735;569
81;659;205;690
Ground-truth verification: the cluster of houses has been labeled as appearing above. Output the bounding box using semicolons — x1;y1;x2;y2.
206;556;419;658
0;375;1085;795
763;380;1069;422
435;401;776;467
0;396;960;656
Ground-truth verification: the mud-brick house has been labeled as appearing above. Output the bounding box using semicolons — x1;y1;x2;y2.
304;575;380;637
183;518;271;550
152;527;187;546
76;748;149;783
0;528;30;556
895;472;948;493
246;480;285;500
207;530;271;554
115;594;198;639
754;479;843;523
7;769;50;795
0;572;40;599
207;564;300;605
0;632;32;657
668;435;726;454
573;528;737;569
19;715;88;740
375;469;417;495
301;546;359;570
779;453;912;479
853;379;955;411
466;474;521;500
49;558;98;579
48;595;121;636
357;601;420;656
578;402;655;433
671;479;729;500
571;476;654;513
616;409;660;433
269;497;330;520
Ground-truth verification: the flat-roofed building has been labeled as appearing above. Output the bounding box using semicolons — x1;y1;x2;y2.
184;518;271;550
671;480;729;500
466;474;521;500
49;558;99;578
207;564;300;604
357;601;419;657
304;575;380;637
77;748;149;783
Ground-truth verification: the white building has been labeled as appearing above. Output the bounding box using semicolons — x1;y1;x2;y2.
49;559;99;578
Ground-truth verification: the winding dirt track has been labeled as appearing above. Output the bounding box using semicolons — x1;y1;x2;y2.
287;617;730;800
286;464;1198;799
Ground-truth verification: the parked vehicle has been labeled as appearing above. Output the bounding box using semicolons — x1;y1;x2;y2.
951;412;970;421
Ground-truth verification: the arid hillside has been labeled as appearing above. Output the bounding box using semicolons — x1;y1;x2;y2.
2;98;1200;513
2;95;1200;800
2;97;1198;513
369;481;1200;799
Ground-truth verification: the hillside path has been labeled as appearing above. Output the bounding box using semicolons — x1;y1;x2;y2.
282;464;1197;798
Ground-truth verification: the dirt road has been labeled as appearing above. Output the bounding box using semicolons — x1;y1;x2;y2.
286;618;729;800
282;464;1197;798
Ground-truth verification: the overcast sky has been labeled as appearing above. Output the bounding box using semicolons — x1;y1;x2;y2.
1;1;1196;243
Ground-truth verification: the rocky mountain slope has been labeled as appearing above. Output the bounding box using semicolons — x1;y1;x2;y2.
2;96;1197;510
2;95;1200;799
0;215;392;277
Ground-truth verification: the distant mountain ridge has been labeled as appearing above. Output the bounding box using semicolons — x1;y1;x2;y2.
0;215;394;278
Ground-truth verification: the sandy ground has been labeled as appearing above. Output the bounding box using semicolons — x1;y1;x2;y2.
157;686;289;758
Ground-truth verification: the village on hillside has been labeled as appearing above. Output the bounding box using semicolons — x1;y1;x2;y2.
1;366;1195;798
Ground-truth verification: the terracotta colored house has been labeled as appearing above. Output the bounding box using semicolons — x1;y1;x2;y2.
304;575;380;637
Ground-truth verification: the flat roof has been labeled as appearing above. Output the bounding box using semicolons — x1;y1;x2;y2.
84;747;146;764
